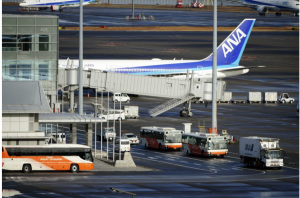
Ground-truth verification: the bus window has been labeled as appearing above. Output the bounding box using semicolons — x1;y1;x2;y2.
20;148;36;156
37;148;52;156
6;148;21;156
53;148;69;156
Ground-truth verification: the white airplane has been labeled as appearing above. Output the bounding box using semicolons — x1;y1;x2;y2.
59;19;264;80
19;0;94;11
243;0;299;16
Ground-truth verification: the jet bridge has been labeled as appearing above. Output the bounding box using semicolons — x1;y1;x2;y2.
58;68;226;117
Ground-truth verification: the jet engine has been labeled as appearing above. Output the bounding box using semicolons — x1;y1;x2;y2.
257;6;268;15
51;5;60;11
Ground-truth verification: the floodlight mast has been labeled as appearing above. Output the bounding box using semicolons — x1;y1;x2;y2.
78;0;83;115
212;0;217;133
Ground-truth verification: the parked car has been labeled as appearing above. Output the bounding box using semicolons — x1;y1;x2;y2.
112;93;130;103
121;133;140;145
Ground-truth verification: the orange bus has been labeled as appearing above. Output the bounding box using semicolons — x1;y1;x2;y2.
2;144;94;173
182;133;228;157
140;126;183;150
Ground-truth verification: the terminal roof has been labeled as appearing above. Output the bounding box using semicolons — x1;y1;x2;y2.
2;81;52;114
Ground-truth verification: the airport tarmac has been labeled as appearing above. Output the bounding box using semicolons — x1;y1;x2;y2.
2;6;300;27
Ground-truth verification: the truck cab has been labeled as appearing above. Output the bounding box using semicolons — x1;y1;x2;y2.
112;93;130;103
97;127;116;141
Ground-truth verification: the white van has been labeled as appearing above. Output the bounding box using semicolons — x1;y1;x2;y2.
115;138;131;152
112;93;130;103
98;109;125;121
45;133;66;144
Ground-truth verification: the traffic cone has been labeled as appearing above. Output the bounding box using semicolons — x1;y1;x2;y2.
88;93;90;98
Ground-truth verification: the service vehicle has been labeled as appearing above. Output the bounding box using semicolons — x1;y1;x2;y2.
121;133;139;145
115;138;131;152
2;144;94;173
182;133;228;157
239;136;284;169
278;93;295;103
45;132;66;144
112;93;130;103
98;109;125;121
124;106;139;119
97;127;116;141
140;126;183;150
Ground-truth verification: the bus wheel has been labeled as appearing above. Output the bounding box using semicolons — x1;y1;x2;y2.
201;150;204;157
158;144;161;150
70;164;79;173
22;164;31;173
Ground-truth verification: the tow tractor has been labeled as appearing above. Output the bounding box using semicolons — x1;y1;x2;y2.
278;93;295;103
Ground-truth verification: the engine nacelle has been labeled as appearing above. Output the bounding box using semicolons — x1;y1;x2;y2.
51;5;60;11
257;6;268;14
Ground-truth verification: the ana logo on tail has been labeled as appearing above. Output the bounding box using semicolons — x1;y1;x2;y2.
222;28;247;58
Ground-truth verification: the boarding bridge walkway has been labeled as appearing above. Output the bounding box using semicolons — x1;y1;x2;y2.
58;68;224;116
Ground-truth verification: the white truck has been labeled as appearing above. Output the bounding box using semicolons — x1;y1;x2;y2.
239;136;284;169
97;127;116;141
123;106;139;119
112;93;130;103
278;93;295;103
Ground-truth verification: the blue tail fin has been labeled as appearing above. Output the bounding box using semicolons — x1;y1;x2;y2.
204;19;256;66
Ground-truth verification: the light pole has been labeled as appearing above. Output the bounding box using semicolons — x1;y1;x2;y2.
212;0;218;134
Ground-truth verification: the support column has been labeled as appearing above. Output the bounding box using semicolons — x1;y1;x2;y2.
70;123;77;144
50;94;56;109
69;90;75;113
85;123;93;148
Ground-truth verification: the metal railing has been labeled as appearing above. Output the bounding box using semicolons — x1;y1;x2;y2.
148;93;195;117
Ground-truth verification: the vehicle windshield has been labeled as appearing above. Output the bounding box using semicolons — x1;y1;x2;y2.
207;139;228;150
126;135;137;138
121;141;130;145
164;131;182;143
104;128;115;133
85;151;93;162
265;150;284;159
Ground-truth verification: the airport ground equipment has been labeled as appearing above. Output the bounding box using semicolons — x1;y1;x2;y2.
124;106;139;119
247;92;262;103
278;93;295;103
232;99;246;103
220;92;232;103
239;137;284;169
175;0;184;8
263;92;277;103
221;130;236;144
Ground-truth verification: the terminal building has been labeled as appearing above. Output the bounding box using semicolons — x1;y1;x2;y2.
2;14;59;109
